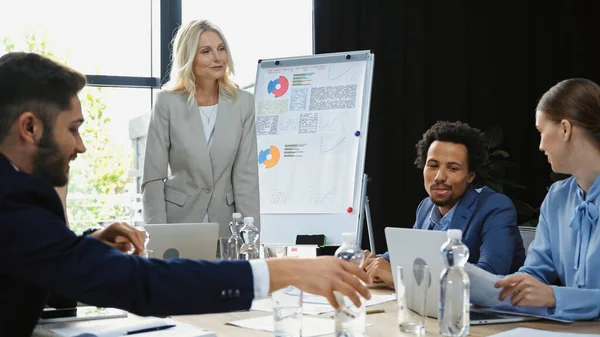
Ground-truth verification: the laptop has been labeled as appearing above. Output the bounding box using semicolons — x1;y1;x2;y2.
143;223;219;260
384;227;538;325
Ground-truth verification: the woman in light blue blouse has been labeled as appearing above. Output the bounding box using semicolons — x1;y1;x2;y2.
495;78;600;321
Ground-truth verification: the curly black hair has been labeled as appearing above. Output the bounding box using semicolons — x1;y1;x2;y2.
414;121;486;173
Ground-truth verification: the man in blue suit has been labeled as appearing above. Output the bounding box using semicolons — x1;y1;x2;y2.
363;121;526;286
0;52;372;336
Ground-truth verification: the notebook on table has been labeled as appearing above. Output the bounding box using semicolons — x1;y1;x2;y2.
38;306;127;324
46;317;216;337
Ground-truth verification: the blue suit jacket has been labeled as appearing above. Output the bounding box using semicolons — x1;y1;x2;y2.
383;186;525;275
0;154;255;336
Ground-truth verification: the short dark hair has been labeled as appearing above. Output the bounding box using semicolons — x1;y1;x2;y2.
414;120;486;173
0;52;87;143
537;78;600;145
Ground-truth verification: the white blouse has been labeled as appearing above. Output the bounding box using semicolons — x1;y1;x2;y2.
198;104;218;223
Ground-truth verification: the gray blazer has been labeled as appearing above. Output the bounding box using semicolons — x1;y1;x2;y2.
141;88;260;238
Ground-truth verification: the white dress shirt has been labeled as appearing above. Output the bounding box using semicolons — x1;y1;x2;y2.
249;259;271;299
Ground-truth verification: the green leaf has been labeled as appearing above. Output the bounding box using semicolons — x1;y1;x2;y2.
486;181;504;193
490;149;510;158
484;126;504;149
513;200;540;216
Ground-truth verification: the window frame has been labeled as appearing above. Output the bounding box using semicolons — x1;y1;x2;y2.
84;0;181;95
66;0;315;230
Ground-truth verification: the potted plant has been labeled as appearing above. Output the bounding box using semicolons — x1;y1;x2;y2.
474;125;568;227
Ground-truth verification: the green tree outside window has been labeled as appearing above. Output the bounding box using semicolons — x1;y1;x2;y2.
2;32;133;234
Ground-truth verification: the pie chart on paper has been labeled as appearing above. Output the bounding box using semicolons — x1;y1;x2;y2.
258;145;281;168
267;76;289;98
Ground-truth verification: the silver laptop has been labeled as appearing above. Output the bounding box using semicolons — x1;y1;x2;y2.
143;223;219;260
384;227;538;325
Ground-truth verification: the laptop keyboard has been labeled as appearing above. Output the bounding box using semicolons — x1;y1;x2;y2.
470;310;501;321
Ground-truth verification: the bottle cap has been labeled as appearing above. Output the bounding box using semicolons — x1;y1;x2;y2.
244;216;254;223
233;212;242;218
447;229;462;240
341;232;356;245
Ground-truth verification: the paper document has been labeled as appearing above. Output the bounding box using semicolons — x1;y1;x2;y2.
228;315;334;337
49;317;215;337
466;263;573;323
255;62;368;213
251;293;395;316
489;327;600;337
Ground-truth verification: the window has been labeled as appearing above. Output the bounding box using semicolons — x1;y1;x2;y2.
66;87;151;233
1;0;162;233
135;136;147;170
2;0;315;233
0;0;153;77
182;0;313;89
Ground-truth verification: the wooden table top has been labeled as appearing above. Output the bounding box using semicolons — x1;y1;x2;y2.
174;288;600;336
35;288;600;336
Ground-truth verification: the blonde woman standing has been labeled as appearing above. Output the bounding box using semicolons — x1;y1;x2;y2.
142;20;260;239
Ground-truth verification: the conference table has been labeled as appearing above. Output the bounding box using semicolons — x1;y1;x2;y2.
34;288;600;336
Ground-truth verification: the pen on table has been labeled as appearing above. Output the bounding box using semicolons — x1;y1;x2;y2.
366;308;385;315
329;308;386;318
125;324;176;335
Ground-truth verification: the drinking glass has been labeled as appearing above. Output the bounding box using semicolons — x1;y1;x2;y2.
272;286;303;337
396;264;430;334
218;237;230;260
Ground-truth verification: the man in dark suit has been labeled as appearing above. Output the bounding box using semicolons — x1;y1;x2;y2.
362;121;526;286
0;52;372;336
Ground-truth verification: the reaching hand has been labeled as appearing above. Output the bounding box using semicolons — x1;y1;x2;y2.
365;257;394;286
495;273;556;307
267;256;372;309
90;222;146;256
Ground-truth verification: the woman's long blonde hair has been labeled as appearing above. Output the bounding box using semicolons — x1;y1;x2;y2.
163;20;238;103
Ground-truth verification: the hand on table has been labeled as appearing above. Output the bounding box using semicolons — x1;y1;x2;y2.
90;222;146;256
360;249;382;282
495;273;556;307
361;250;377;269
365;257;394;286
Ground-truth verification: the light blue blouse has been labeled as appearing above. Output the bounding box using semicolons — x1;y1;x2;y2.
519;175;600;320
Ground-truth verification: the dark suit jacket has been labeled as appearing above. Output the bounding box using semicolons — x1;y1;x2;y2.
0;154;255;336
383;186;526;275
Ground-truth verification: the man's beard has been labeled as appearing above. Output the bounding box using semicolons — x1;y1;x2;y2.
430;192;454;208
32;129;69;187
429;184;454;208
432;198;453;208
